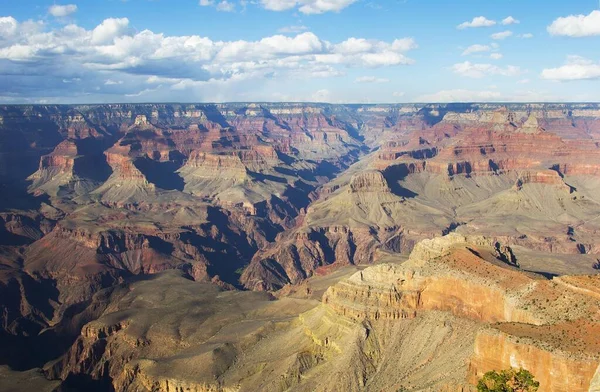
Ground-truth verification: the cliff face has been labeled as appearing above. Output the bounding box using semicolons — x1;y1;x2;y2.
2;103;600;390
44;235;600;392
469;330;598;392
321;234;600;391
45;270;481;392
241;105;600;290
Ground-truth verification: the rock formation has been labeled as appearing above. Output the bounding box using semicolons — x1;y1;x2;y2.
30;235;600;392
0;103;600;390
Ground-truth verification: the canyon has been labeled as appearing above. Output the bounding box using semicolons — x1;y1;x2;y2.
1;103;600;391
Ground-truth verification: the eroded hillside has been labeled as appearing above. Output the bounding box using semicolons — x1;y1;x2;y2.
1;103;600;391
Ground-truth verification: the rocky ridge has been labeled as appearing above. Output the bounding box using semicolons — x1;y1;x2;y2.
1;103;600;390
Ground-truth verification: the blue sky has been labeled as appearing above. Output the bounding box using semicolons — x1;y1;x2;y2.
1;0;600;103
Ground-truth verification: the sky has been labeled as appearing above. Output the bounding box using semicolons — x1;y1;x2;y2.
1;0;600;103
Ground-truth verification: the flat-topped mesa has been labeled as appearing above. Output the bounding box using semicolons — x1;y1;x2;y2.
349;170;391;193
514;170;569;190
553;162;600;176
182;144;282;178
323;264;422;321
323;258;539;326
53;224;151;253
27;140;108;196
442;108;518;130
29;140;78;179
91;144;157;205
406;233;497;266
104;145;147;181
182;151;249;181
326;234;552;323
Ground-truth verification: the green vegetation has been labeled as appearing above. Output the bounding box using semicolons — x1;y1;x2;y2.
477;368;540;392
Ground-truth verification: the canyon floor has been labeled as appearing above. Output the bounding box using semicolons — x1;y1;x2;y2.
1;103;600;391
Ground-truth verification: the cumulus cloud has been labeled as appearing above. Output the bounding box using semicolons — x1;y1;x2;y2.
0;15;417;102
217;1;235;11
0;17;18;37
519;33;534;39
457;16;496;29
91;18;130;44
547;10;600;37
462;44;491;56
490;53;503;60
199;0;236;12
541;56;600;81
260;0;357;14
452;61;522;78
49;4;78;17
501;16;519;25
355;76;389;83
491;30;513;40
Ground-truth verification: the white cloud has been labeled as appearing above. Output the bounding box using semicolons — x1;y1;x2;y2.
519;33;534;39
278;25;308;33
501;16;519;25
541;56;600;81
462;44;491;56
390;38;419;52
216;1;235;11
517;79;530;84
260;0;358;14
48;4;78;17
457;16;496;29
319;37;417;67
491;30;513;40
355;76;389;83
393;91;405;97
490;53;503;60
199;0;235;12
0;16;417;102
547;10;600;37
0;17;18;37
452;61;522;78
91;18;130;44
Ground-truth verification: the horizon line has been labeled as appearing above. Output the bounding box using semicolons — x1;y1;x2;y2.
2;101;600;106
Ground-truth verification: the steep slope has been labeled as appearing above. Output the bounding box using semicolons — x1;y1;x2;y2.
2;103;600;390
242;106;600;290
0;103;369;365
44;235;600;391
